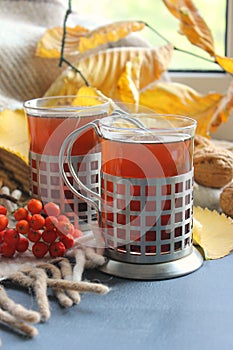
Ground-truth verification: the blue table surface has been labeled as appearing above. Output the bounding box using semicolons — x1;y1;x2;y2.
1;252;233;350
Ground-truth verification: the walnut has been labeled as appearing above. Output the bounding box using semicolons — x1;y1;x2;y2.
220;182;233;218
194;146;233;188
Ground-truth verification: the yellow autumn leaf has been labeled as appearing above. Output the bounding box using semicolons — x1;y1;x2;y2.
116;56;143;105
44;45;174;99
71;86;110;106
78;20;145;53
75;85;104;97
36;25;89;58
193;206;233;260
162;0;215;56
0;109;29;163
139;81;224;136
0;109;30;194
215;55;233;74
192;217;203;246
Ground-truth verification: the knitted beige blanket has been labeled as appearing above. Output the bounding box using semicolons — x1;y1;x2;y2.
0;0;66;109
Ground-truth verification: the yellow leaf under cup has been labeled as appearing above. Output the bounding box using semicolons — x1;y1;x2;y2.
193;206;233;260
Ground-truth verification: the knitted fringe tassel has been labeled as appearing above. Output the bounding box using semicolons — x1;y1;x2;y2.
0;250;109;341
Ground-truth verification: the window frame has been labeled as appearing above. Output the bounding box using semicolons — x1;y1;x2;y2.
170;0;233;94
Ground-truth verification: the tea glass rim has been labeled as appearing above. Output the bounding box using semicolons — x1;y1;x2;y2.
99;113;197;134
23;95;110;115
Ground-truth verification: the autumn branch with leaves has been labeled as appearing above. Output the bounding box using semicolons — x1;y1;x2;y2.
36;0;233;137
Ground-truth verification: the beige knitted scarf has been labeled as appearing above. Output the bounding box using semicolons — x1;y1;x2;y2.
0;0;67;109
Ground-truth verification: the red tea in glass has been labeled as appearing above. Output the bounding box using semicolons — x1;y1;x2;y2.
24;96;110;230
27;113;101;156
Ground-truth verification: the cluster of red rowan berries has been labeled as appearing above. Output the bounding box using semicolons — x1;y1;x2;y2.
0;199;82;258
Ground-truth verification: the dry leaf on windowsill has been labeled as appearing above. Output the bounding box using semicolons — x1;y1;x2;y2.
139;81;224;136
115;75;233;137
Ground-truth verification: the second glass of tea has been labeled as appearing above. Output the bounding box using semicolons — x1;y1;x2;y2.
59;112;203;279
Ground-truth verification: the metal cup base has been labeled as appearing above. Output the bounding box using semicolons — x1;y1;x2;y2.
98;246;203;280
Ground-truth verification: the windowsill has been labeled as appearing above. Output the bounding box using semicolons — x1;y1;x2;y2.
170;71;232;94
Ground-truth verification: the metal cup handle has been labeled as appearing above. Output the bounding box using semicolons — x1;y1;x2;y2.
59;115;149;224
59;120;102;222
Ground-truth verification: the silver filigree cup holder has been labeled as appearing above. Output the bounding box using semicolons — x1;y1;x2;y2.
59;113;203;280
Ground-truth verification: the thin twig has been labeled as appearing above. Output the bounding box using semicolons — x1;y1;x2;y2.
145;22;218;66
145;22;171;45
59;0;72;68
174;46;217;64
62;57;90;86
59;0;89;86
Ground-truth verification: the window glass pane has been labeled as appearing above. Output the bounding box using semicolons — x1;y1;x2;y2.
72;0;227;71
